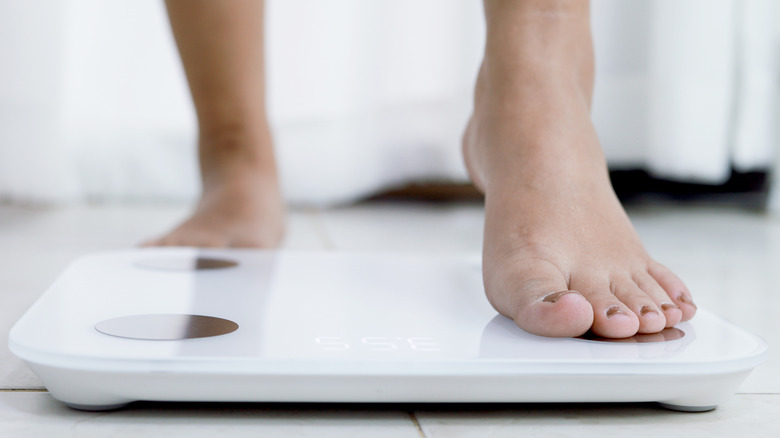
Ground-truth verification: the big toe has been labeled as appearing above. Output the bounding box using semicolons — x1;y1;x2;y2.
484;257;594;338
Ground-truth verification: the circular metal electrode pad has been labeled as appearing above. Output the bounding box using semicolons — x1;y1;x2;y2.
134;257;238;271
579;327;685;343
95;314;239;340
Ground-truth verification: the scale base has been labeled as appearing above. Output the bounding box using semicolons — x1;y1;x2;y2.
9;250;768;413
31;362;748;413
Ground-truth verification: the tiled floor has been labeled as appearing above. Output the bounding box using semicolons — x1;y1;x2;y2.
1;201;778;436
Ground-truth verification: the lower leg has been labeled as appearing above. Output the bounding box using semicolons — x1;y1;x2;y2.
145;0;284;247
465;0;696;338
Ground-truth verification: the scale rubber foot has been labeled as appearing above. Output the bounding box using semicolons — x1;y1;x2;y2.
657;402;717;412
65;402;131;411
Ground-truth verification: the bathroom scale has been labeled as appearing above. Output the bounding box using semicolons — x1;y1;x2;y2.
9;249;767;412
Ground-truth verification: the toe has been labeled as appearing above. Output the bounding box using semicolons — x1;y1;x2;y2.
484;256;593;338
631;271;683;327
648;263;696;321
658;302;683;326
572;274;639;338
610;276;666;334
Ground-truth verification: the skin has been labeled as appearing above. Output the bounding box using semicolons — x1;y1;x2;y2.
150;0;697;338
145;0;284;248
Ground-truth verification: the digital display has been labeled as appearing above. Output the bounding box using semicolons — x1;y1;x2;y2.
315;337;441;352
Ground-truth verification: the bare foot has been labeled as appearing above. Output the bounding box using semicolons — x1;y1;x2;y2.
463;58;696;338
143;128;285;248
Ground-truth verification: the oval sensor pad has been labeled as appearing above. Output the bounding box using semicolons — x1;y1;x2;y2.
96;314;239;340
134;257;238;271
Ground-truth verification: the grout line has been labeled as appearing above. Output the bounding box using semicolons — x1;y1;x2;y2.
408;412;427;438
306;208;336;250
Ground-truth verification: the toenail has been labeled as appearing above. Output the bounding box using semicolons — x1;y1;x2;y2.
661;302;680;311
542;290;580;303
677;294;697;308
640;305;658;317
606;306;626;318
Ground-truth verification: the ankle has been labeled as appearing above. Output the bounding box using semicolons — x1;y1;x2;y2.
483;0;590;22
481;3;594;103
466;67;608;193
198;122;278;184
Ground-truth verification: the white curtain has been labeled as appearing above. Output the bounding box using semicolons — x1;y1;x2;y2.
592;0;780;183
0;0;777;206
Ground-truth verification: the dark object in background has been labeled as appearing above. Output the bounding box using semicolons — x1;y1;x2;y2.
369;182;483;203
369;169;770;210
610;169;769;209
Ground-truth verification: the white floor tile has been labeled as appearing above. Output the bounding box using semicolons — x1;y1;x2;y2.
416;395;780;437
0;393;422;438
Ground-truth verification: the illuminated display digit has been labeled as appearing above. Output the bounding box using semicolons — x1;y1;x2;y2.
408;337;440;351
360;337;397;351
314;337;349;351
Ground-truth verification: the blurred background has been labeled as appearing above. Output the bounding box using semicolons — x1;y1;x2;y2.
0;0;778;207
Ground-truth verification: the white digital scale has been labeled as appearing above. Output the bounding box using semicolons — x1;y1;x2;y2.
9;249;767;412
